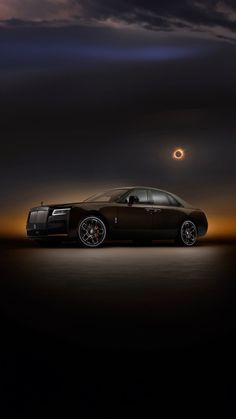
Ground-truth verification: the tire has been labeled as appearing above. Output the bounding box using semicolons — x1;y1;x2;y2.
175;220;198;247
78;216;107;248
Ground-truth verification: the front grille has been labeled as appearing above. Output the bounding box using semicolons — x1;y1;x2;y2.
29;209;48;224
27;207;68;237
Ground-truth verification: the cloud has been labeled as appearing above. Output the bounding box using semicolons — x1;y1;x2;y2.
1;0;236;40
0;0;81;23
78;0;236;38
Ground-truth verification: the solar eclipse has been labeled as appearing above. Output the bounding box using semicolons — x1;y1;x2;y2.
172;148;185;160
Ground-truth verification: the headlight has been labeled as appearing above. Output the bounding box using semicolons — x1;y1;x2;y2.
52;208;71;216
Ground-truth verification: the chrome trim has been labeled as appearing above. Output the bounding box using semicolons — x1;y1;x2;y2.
52;208;71;216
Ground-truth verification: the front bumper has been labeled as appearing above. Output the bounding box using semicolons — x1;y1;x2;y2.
26;207;69;238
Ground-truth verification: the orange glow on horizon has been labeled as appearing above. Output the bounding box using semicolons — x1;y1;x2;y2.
206;216;236;238
0;214;27;238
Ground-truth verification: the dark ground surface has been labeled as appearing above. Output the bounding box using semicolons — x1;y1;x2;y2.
0;239;236;418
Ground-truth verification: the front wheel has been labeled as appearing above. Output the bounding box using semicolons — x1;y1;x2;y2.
78;216;107;248
175;220;198;247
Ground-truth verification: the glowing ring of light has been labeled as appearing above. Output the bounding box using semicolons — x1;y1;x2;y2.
172;148;185;160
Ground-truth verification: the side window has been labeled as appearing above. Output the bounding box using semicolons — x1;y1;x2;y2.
127;189;148;204
151;190;169;206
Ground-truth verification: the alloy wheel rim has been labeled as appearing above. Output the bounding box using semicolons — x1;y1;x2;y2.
79;217;106;247
181;220;197;246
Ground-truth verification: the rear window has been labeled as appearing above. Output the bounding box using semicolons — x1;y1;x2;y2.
150;190;180;206
167;194;180;207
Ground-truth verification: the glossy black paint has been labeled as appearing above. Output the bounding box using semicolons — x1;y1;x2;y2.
26;187;208;242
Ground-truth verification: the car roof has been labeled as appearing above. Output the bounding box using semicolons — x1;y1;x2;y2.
108;186;174;195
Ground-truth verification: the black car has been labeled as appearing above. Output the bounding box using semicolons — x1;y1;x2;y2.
26;187;208;247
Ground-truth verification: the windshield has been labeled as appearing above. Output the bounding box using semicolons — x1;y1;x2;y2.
84;189;128;203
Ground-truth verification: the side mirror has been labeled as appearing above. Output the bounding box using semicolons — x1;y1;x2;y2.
128;195;139;205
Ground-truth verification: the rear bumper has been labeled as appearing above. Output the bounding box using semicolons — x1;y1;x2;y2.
197;214;208;237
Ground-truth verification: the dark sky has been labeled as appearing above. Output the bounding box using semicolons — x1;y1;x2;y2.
0;1;236;236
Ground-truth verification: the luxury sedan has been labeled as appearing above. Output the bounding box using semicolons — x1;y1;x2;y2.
26;187;208;247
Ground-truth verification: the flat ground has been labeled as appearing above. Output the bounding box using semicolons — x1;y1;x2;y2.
0;240;236;418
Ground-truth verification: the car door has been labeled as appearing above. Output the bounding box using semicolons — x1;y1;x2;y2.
150;190;184;238
115;189;153;236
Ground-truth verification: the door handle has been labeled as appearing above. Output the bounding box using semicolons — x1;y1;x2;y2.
153;208;162;212
145;208;155;215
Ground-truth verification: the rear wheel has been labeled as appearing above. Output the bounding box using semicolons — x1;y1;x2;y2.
175;220;198;246
78;216;107;248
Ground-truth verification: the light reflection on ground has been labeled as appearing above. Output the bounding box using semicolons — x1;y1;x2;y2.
0;242;233;351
